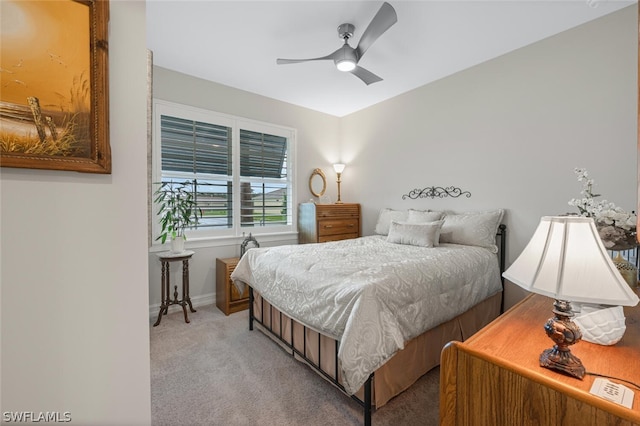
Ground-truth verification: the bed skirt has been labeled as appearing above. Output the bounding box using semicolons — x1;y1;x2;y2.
250;290;502;408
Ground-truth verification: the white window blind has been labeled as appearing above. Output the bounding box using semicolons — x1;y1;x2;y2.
160;114;233;231
239;129;288;227
153;101;295;241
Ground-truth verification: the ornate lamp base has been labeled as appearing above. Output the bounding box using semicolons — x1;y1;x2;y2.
539;299;585;380
540;347;585;379
335;173;343;204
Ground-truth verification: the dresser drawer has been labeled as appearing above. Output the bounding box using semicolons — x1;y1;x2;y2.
319;233;359;243
315;204;360;219
298;203;361;244
318;218;359;237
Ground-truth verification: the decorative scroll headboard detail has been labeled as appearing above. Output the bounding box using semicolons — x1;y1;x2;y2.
402;186;472;200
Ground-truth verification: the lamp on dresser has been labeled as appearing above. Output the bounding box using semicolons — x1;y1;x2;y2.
502;216;639;379
333;163;345;204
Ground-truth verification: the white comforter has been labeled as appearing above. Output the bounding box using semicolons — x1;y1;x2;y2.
231;235;502;394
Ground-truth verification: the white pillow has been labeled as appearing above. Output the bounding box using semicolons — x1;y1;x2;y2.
375;208;408;235
407;209;444;223
387;220;444;248
440;209;504;253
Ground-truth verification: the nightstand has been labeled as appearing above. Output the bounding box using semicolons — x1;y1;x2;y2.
440;293;640;425
298;203;361;243
216;257;249;315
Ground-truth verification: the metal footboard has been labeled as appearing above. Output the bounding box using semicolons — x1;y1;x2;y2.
246;224;507;425
249;287;374;426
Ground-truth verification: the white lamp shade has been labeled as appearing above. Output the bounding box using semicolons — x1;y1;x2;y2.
503;216;639;306
333;163;346;174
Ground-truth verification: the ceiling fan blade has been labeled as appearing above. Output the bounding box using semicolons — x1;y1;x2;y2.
350;66;383;85
355;2;397;60
277;49;341;65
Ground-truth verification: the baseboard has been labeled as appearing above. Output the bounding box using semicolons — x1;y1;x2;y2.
149;292;215;319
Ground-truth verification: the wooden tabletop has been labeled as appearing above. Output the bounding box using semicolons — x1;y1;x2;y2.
460;293;640;417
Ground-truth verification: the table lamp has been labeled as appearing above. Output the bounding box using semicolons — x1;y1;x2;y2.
502;216;639;379
333;163;345;204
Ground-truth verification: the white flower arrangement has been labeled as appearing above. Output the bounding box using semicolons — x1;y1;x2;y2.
568;168;637;250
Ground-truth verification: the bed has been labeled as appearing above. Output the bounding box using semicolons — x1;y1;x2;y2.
231;208;506;425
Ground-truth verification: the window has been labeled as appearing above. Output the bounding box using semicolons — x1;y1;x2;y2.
153;100;295;242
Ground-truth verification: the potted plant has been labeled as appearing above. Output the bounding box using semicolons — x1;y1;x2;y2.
153;180;198;253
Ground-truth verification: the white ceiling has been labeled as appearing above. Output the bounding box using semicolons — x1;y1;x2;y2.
146;0;635;117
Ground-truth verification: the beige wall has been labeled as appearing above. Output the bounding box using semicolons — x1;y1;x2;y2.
340;4;638;308
0;3;635;424
149;5;637;313
1;2;151;424
149;67;341;312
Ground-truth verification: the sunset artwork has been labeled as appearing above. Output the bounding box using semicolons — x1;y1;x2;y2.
0;0;110;173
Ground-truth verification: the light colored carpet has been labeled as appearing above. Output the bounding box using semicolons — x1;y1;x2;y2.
150;304;440;425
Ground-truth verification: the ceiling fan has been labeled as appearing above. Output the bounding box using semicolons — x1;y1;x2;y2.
276;2;397;85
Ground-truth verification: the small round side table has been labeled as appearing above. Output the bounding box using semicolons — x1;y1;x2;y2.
153;250;196;327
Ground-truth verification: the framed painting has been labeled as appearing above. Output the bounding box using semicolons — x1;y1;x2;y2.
0;0;111;174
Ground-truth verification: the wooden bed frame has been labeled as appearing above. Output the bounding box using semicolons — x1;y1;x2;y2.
247;224;507;425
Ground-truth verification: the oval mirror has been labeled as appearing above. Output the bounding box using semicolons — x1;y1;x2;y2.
309;168;327;198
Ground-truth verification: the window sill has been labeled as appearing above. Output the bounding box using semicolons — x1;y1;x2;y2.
148;231;299;253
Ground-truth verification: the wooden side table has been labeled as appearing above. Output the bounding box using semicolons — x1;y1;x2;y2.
216;257;249;315
440;293;640;425
153;250;196;327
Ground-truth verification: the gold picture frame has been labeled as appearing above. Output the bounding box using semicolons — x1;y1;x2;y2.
0;0;111;173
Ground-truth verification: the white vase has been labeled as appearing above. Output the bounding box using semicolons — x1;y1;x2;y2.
573;305;626;346
171;236;185;253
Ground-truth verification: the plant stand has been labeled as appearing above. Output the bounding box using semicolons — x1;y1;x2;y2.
153;250;196;326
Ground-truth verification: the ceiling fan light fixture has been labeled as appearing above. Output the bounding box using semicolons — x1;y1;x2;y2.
336;59;356;72
275;2;397;84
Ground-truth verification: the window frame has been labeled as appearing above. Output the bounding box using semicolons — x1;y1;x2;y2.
152;100;296;247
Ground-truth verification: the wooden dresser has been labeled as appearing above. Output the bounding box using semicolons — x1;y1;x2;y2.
298;203;360;244
440;293;640;425
215;257;249;315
